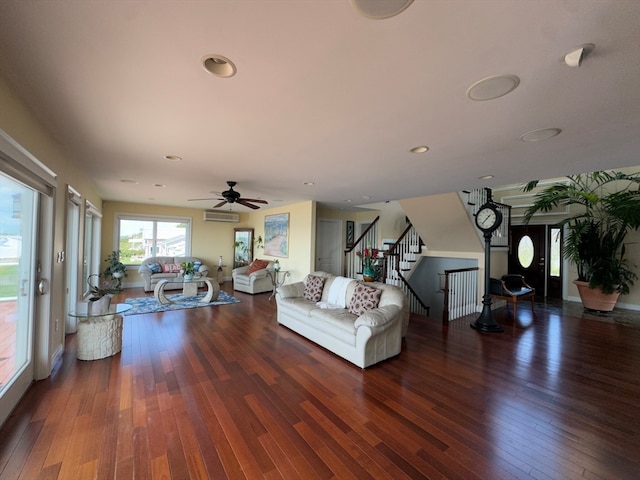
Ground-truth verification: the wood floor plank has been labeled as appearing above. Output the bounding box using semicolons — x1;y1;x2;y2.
1;287;639;479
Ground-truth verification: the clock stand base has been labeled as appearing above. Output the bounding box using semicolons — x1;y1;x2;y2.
470;303;504;333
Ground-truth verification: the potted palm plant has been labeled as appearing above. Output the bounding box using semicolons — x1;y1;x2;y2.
523;170;640;311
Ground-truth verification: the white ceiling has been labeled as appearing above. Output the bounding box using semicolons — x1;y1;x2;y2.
0;0;638;211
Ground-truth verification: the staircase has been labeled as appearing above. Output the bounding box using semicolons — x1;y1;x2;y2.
344;217;429;317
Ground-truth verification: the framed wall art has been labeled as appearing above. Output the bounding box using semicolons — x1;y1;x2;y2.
346;220;355;248
264;213;289;257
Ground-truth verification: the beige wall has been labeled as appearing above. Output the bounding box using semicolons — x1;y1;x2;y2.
245;201;316;284
0;73;102;375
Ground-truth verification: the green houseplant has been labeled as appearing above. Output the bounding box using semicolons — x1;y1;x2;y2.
103;250;127;289
523;170;640;310
181;261;196;280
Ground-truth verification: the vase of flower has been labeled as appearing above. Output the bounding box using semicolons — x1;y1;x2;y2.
357;245;379;282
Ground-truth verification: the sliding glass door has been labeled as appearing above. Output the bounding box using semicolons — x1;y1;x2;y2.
0;172;37;423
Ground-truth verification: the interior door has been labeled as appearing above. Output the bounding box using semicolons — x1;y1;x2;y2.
509;225;546;297
316;219;341;275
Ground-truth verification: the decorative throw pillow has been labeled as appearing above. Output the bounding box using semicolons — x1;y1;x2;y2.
348;283;382;316
161;263;181;273
193;261;202;271
304;275;326;302
148;262;162;274
247;259;269;274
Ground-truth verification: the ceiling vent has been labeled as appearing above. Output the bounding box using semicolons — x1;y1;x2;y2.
203;210;239;223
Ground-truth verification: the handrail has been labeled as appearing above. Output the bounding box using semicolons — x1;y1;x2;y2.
386;222;413;255
344;216;380;255
441;267;479;323
397;270;430;316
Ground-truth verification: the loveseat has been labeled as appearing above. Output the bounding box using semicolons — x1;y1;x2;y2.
138;256;209;292
276;271;409;368
232;259;275;294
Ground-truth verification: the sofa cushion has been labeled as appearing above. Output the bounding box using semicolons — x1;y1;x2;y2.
247;259;269;274
161;263;181;273
348;283;382;316
278;297;318;317
304;275;326;302
148;262;162;274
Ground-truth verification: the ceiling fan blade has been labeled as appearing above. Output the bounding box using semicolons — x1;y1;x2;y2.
213;200;228;208
240;198;268;204
237;199;261;210
188;197;218;201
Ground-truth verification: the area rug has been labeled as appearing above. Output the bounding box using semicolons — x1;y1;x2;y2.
124;291;240;316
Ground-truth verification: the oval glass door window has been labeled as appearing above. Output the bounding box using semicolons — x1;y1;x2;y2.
517;235;534;268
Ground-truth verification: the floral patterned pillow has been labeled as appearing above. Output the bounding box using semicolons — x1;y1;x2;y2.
304;275;326;302
348;283;382;316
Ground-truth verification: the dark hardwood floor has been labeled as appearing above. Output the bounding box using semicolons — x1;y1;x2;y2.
1;285;639;479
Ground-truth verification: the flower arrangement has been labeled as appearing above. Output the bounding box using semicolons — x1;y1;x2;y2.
87;274;118;301
356;245;379;273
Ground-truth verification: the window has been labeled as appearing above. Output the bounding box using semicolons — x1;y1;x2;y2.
116;214;191;265
517;235;534;268
550;227;561;277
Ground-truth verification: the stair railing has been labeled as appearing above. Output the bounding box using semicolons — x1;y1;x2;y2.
383;223;430;317
343;216;379;278
440;267;479;322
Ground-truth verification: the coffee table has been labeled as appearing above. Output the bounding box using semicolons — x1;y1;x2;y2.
154;276;220;305
69;303;132;360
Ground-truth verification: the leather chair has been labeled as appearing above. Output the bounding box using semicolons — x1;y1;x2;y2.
489;274;535;316
232;260;274;294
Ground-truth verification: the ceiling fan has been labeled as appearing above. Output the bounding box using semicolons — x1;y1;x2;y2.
188;181;268;210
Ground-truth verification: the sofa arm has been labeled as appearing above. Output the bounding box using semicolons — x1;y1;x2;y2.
355;305;401;328
277;282;305;299
232;266;249;276
249;268;269;280
139;264;152;276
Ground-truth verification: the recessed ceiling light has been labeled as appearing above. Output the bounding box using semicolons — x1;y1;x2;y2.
410;146;429;154
164;155;182;162
348;0;414;19
202;54;237;78
345;199;352;203
466;74;520;101
362;196;371;200
478;175;494;180
120;179;138;184
304;182;315;186
520;128;562;142
153;184;166;188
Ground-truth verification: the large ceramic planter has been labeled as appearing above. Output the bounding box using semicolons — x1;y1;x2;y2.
573;280;620;312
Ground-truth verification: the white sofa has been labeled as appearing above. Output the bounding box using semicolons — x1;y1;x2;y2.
276;271;409;368
138;256;209;292
232;260;274;294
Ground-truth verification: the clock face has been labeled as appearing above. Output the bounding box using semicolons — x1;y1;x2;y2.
475;205;501;232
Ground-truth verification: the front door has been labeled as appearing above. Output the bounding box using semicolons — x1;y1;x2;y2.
509;224;562;300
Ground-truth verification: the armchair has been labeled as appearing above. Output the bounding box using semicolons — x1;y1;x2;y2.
489;274;535;317
232;259;274;294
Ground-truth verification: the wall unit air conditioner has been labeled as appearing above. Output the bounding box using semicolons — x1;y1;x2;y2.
203;210;239;223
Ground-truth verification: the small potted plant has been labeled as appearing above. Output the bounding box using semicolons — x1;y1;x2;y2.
86;273;117;314
103;250;128;289
181;261;196;281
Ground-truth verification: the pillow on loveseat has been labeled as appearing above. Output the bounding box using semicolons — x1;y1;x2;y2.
148;262;163;274
348;283;382;316
304;275;326;302
247;259;270;274
161;263;181;273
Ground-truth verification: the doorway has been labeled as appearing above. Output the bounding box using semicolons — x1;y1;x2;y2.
509;224;562;300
